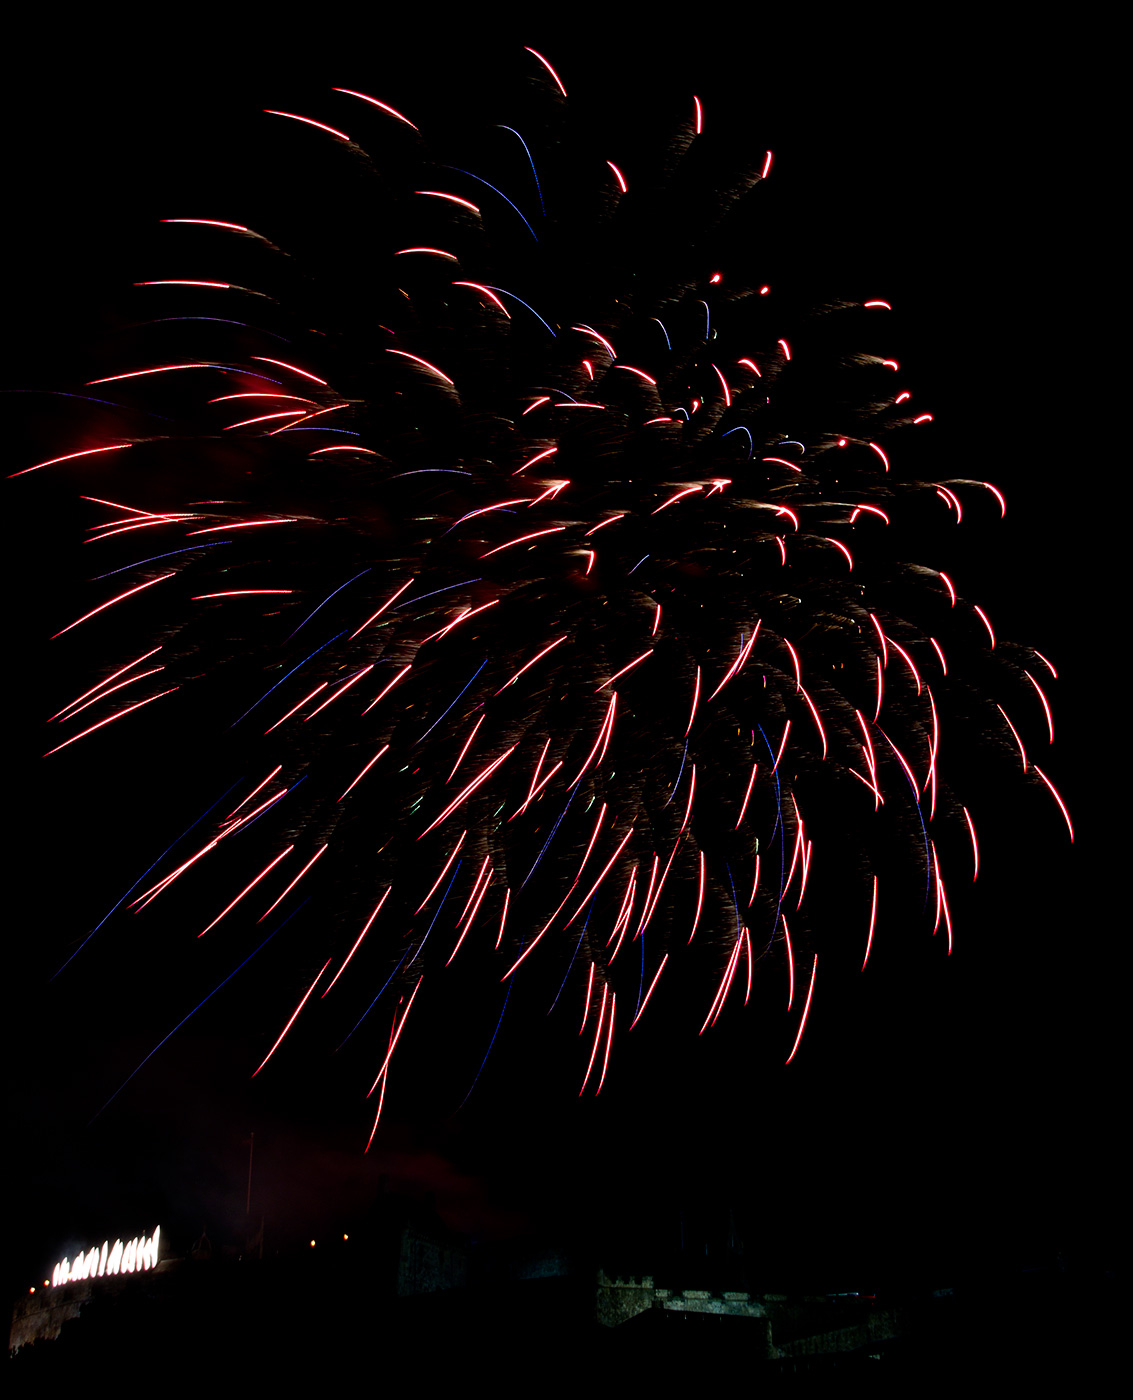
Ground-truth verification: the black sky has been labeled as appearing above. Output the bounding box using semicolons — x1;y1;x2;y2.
6;17;1111;1299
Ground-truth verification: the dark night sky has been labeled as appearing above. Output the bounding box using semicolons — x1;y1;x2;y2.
6;17;1112;1301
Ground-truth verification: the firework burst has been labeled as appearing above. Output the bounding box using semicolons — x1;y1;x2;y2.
18;51;1070;1140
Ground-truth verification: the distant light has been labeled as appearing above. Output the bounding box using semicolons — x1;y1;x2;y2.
49;1227;160;1287
343;1234;349;1242
310;1240;316;1248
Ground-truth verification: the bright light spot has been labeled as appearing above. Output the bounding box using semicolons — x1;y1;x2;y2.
49;1228;160;1287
